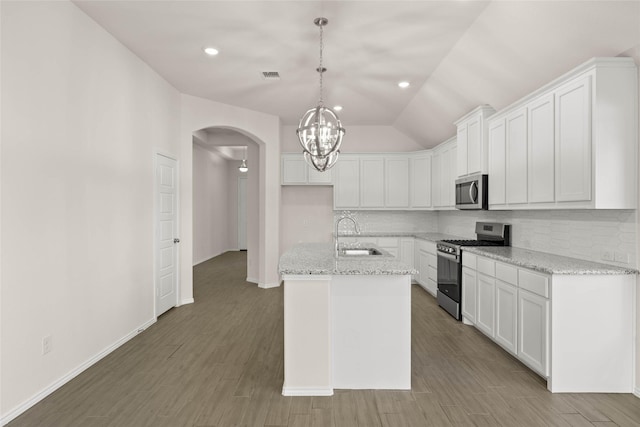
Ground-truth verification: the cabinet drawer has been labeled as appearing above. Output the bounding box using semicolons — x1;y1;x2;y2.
377;237;399;247
477;257;495;276
462;253;477;269
518;269;549;298
495;262;517;285
416;239;436;254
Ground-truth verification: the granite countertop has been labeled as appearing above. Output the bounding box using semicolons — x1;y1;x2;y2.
463;246;638;275
278;242;418;276
337;231;462;243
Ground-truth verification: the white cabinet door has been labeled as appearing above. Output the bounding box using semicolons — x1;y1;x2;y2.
418;250;431;293
448;145;457;208
308;165;332;184
527;94;555;203
518;289;549;377
488;119;506;206
410;154;432;208
399;238;415;280
385;157;410;208
461;267;477;324
555;76;592;202
432;151;442;208
495;280;518;355
360;157;385;208
506;108;528;204
476;273;495;337
282;155;307;185
334;156;360;208
457;125;468;177
466;117;482;175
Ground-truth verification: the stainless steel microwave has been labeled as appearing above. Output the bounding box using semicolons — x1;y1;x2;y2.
455;174;488;210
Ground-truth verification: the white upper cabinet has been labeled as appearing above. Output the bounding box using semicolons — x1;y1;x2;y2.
433;137;457;209
281;153;333;185
505;107;528;205
360;156;385;208
555;76;592;203
487;57;637;210
385;156;410;208
455;105;495;178
410;152;432;208
527;94;555;203
333;155;360;208
488;119;506;206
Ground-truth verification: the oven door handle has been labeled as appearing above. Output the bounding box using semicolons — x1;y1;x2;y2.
437;251;459;262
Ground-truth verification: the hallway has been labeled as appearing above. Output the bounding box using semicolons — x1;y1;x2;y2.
8;251;640;426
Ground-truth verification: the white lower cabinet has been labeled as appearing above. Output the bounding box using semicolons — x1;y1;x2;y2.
415;239;437;296
476;273;495;337
461;267;477;324
518;289;548;376
495;280;518;356
463;253;633;393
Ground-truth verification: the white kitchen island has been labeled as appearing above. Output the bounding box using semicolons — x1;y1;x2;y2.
278;243;417;396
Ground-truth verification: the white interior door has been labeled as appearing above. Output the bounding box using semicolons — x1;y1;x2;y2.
155;153;178;316
238;176;247;250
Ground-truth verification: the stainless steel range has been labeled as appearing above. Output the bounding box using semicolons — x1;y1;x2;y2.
436;222;511;320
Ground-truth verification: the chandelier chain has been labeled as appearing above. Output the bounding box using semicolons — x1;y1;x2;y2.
318;22;324;105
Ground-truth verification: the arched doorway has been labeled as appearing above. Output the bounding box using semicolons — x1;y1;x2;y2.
192;128;260;283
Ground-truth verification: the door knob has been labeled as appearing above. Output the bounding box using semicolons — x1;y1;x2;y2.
174;238;181;243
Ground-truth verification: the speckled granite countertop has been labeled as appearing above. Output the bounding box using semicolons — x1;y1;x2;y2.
337;231;462;242
279;243;418;276
463;246;638;275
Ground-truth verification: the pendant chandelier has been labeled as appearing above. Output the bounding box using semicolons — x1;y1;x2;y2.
296;17;345;172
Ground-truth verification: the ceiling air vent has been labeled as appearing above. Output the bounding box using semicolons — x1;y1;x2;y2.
262;71;280;80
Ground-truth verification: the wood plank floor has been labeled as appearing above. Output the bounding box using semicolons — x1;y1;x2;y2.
8;251;640;426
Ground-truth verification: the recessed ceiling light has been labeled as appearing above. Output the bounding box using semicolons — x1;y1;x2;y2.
334;105;343;111
203;47;219;56
398;81;410;89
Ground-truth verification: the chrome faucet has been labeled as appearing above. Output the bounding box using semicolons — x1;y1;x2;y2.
335;213;361;257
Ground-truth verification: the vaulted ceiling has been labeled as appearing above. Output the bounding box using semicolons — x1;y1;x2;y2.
74;1;640;148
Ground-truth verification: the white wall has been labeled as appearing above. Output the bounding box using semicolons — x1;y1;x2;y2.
180;95;281;290
1;1;180;422
192;143;232;265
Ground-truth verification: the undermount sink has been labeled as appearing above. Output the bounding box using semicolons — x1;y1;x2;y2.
339;248;383;256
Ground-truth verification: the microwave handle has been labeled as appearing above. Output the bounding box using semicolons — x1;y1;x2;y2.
469;181;478;204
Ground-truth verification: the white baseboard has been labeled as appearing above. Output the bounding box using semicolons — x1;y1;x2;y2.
180;298;194;305
282;387;333;397
0;318;156;426
246;276;258;284
259;281;281;289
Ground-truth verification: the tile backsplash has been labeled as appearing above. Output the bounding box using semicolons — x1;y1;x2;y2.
333;210;438;233
335;209;637;268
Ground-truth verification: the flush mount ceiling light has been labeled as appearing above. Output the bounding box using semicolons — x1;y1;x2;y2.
398;81;410;89
238;146;248;173
296;17;345;172
203;47;219;56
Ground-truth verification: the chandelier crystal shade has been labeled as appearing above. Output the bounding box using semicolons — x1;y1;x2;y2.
296;17;345;172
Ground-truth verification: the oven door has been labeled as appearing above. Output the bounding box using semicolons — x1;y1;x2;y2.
437;252;461;303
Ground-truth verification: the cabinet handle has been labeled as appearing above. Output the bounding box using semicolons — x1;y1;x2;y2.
469;181;478;204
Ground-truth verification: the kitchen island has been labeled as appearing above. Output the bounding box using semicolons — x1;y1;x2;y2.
278;243;417;396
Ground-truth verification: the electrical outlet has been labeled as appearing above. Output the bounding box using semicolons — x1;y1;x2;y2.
602;250;614;261
614;252;629;264
42;335;52;355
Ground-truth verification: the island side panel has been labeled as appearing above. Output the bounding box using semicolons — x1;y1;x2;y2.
282;276;333;396
549;274;634;392
331;275;411;390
